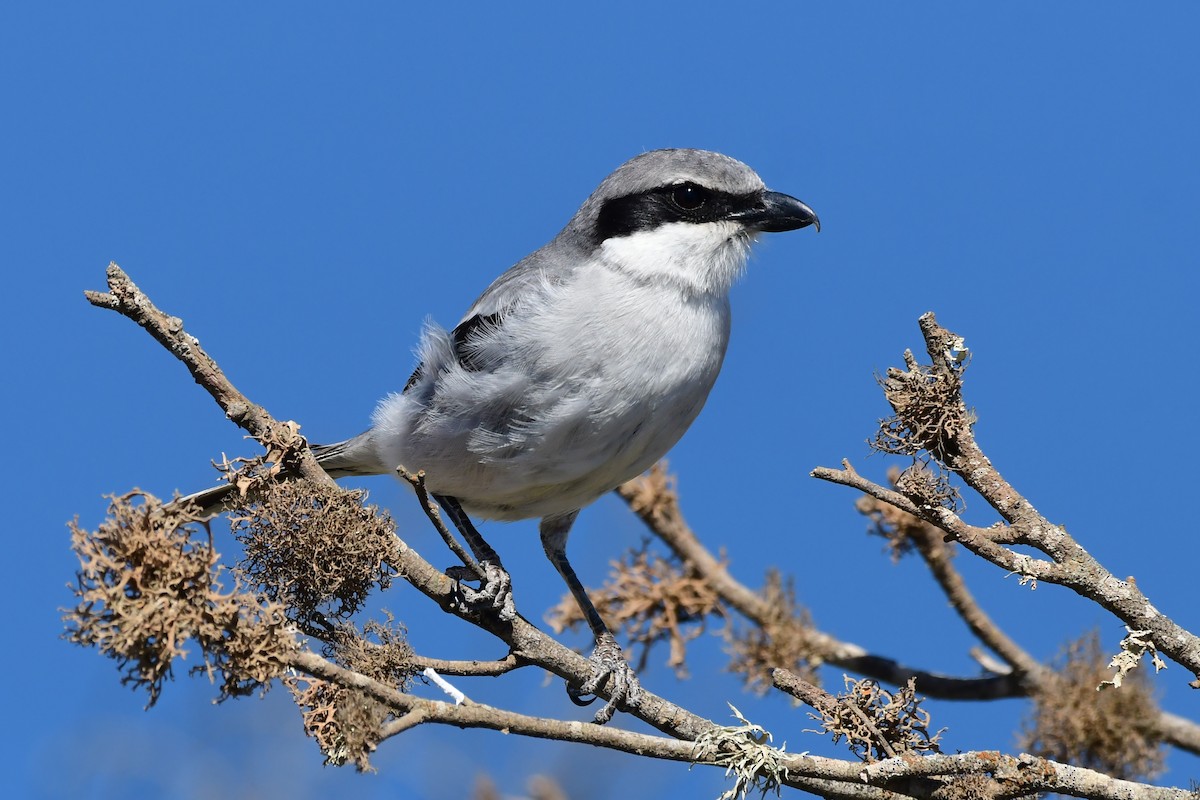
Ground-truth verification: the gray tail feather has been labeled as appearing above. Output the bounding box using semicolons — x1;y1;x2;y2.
173;482;240;518
310;430;387;477
172;430;384;518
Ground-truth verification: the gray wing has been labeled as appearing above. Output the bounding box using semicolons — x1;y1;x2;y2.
407;239;584;388
458;237;580;323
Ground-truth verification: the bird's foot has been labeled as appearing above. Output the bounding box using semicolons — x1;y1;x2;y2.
446;560;516;622
567;631;643;724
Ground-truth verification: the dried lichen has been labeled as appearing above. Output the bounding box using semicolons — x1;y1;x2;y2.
1099;626;1167;689
65;490;294;705
1019;631;1164;780
287;675;390;771
230;478;396;624
287;614;416;771
810;677;943;763
857;466;961;562
872;342;973;463
726;570;822;694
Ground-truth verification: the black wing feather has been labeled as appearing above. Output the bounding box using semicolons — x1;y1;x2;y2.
402;311;503;394
450;311;503;371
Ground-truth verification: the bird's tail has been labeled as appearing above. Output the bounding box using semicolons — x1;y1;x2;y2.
173;430;385;517
309;430;386;477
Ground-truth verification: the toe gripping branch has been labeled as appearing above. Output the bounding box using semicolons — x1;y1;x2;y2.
568;631;644;724
394;469;517;622
433;493;517;623
540;514;643;724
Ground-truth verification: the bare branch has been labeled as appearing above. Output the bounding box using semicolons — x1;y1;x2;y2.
407;655;521;677
85;262;333;488
380;708;428;738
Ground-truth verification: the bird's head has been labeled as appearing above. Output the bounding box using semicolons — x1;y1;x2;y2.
564;149;818;295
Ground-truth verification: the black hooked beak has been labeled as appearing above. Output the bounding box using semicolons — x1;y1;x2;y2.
732;191;820;233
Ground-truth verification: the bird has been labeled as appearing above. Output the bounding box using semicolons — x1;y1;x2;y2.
185;148;818;723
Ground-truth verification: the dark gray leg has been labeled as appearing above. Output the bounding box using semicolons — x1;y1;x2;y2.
540;511;642;724
433;494;515;622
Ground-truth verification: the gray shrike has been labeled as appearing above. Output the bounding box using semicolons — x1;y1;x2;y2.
187;148;818;723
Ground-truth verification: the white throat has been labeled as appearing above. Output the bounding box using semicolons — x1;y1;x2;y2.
598;221;755;296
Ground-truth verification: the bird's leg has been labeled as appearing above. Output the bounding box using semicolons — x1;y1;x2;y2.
539;512;642;724
433;494;515;622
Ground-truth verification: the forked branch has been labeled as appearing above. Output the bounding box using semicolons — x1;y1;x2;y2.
811;313;1200;687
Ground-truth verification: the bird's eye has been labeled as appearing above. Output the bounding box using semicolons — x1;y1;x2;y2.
670;183;709;211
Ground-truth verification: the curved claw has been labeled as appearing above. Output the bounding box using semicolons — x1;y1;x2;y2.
566;685;598;707
446;560;516;622
573;631;643;724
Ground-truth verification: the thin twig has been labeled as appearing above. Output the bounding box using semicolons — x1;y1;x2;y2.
396;467;482;577
380;708;427;738
408;654;521;677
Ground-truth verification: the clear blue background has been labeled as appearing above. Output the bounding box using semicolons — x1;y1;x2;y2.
5;3;1199;798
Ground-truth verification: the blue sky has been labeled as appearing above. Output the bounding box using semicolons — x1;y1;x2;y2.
5;4;1200;798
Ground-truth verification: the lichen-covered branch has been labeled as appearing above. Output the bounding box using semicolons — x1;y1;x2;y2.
854;480;1046;683
74;267;1200;799
615;407;1200;757
812;313;1200;688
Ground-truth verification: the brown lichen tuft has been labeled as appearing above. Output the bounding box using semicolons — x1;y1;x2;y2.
872;343;973;463
894;461;962;512
857;466;959;562
328;613;417;686
546;543;722;676
812;676;944;763
287;615;415;772
230;479;396;624
726;570;822;693
618;461;681;529
287;675;389;771
65;491;294;706
1018;631;1164;780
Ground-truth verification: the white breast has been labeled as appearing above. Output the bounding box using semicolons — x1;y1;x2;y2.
372;222;751;521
